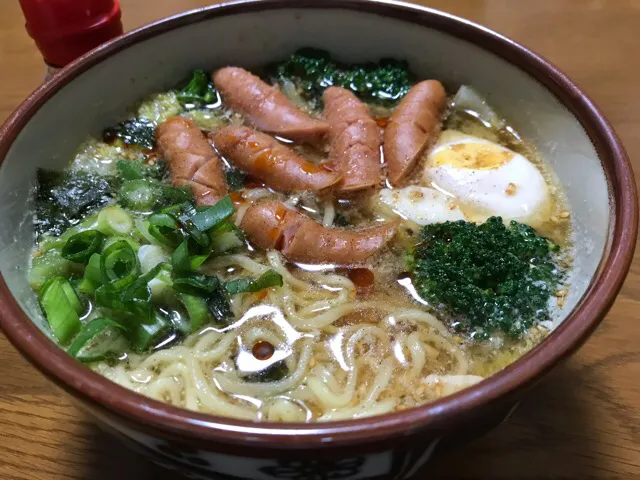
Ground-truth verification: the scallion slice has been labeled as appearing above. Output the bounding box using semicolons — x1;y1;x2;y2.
128;312;173;353
119;179;158;211
61;230;104;264
39;276;82;344
173;274;219;296
148;213;183;248
178;293;211;332
67;317;126;362
100;240;139;290
171;240;191;275
97;205;134;236
191;196;234;232
224;270;283;295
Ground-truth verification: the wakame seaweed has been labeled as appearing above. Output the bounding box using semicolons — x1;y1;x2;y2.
225;169;246;191
241;360;289;383
35;169;116;237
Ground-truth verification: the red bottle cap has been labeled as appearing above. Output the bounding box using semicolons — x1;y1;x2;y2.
19;0;123;68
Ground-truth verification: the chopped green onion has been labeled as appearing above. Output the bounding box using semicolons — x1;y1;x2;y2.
117;160;144;180
78;253;102;294
29;252;81;291
189;253;210;271
128;312;173;353
103;235;140;252
137;245;170;274
121;263;165;300
148;213;183;248
224;270;283;295
60;278;84;314
100;240;139;290
191;196;234;232
167;310;191;336
97;205;134;236
173;274;219;296
95;283;155;324
61;230;104;264
38;213;100;254
171;240;191;275
175;209;210;249
119;179;158;211
67;317;126;361
210;221;245;255
39;277;82;344
116;159;167;182
178;293;211;332
158;203;184;216
148;267;173;302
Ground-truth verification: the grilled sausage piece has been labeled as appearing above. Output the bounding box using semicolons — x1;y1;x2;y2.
213;67;329;143
240;201;398;265
212;126;341;193
156;117;228;206
323;87;382;192
384;80;447;185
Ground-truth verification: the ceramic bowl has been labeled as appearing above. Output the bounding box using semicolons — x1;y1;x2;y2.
0;1;636;479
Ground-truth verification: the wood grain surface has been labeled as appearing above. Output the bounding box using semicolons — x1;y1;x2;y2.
0;1;639;479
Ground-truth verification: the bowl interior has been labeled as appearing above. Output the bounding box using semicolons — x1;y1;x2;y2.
0;5;609;381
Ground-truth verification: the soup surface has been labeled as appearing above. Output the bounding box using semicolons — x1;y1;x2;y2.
28;51;572;422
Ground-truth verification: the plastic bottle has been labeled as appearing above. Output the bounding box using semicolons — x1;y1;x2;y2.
18;0;123;80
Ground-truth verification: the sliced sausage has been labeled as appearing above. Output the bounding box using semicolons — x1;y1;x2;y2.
240;201;398;265
213;67;329;143
156;117;228;206
212;126;341;193
384;80;447;185
323;87;382;192
238;201;289;250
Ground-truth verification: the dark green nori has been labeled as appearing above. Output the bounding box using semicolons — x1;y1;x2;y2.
103;118;156;150
35;169;115;237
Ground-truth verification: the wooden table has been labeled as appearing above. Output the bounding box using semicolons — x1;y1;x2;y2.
1;1;639;479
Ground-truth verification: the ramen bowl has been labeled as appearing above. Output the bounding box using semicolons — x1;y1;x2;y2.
0;1;636;479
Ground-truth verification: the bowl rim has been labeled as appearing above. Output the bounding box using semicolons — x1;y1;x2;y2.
0;0;636;448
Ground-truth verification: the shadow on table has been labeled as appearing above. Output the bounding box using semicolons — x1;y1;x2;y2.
78;360;601;480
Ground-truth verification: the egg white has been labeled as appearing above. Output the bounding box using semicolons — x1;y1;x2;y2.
374;186;465;226
423;131;551;226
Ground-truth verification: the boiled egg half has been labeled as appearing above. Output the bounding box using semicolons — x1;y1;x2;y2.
374;185;465;226
423;131;551;226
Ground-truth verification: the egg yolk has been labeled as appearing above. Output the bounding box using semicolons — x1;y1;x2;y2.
431;142;514;170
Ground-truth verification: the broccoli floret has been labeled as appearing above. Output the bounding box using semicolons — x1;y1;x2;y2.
176;70;218;109
269;48;413;107
409;217;563;339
